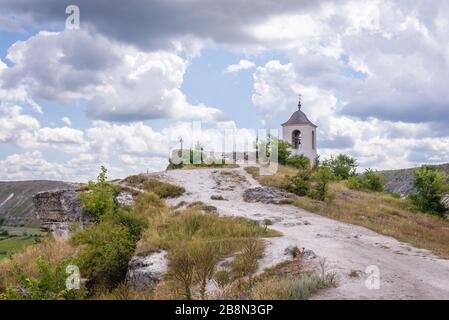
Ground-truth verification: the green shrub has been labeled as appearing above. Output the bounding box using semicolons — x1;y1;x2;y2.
409;165;449;216
391;192;401;199
286;155;310;169
78;166;120;222
71;221;137;290
347;169;385;192
282;169;311;196
322;154;357;180
310;166;334;201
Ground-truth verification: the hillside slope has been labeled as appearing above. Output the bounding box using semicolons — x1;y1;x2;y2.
379;163;449;195
0;181;76;226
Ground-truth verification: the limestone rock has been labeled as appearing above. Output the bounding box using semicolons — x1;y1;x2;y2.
33;190;93;238
126;251;168;291
243;187;294;204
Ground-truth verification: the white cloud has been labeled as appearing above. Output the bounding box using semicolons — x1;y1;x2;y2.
1;29;227;123
61;117;72;126
224;59;256;73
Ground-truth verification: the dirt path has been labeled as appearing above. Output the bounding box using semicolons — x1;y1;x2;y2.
157;167;449;300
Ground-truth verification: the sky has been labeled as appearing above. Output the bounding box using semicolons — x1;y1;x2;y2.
1;0;449;181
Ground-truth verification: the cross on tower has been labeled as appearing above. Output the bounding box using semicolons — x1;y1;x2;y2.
298;94;302;110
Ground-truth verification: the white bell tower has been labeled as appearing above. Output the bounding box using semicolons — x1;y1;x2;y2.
281;95;318;164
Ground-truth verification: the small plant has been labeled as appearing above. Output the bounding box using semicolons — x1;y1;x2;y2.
213;270;231;290
210;195;225;200
391;192;401;199
170;247;195;300
232;239;264;288
191;242;219;299
349;270;360;278
262;218;272;228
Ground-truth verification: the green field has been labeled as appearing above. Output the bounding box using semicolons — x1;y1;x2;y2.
0;227;47;260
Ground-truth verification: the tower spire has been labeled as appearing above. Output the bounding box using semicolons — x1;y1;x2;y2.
297;94;302;110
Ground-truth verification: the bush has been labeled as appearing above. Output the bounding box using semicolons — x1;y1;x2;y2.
71;220;137;290
322;154;357;180
409;165;449;216
286;155;310;169
347;169;385;192
78;166;120;222
310;166;334;201
391;192;401;199
282;169;311;196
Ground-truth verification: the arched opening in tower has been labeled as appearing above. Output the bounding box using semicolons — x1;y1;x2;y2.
292;130;302;149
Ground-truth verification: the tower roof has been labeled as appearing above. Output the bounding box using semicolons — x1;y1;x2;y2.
282;95;317;127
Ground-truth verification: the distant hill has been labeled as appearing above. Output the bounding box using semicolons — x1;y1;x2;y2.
379;163;449;195
0;180;76;226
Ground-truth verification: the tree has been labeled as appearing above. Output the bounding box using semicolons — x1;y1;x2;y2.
323;154;357;180
409;165;449;216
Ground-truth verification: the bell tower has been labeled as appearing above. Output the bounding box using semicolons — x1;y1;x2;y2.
281;95;318;164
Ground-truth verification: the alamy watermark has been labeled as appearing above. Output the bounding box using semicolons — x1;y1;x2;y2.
65;5;80;30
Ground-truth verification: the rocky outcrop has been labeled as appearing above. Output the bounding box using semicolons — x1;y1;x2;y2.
33;190;93;238
126;251;168;290
243;187;294;204
0;180;75;226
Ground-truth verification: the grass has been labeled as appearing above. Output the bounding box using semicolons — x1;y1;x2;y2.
246;165;449;259
0;238;77;289
124;175;185;198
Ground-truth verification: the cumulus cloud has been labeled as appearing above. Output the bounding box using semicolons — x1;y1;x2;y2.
1;29;228;123
224;59;256;73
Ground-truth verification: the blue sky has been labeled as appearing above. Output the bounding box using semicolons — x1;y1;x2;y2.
1;0;449;181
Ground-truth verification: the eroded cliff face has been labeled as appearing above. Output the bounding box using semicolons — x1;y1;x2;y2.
33;190;93;238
